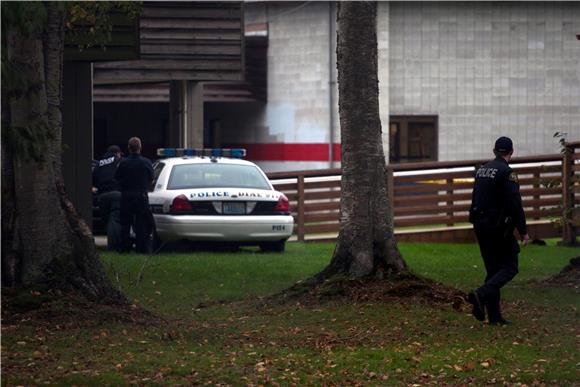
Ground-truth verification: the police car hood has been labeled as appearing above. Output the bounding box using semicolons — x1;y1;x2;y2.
175;187;282;202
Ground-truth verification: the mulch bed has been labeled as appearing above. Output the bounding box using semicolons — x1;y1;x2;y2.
274;273;467;311
541;256;580;289
1;288;163;329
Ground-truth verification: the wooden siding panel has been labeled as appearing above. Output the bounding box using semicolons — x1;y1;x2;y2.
141;6;241;19
95;69;243;82
96;59;242;70
94;1;244;83
140;19;241;30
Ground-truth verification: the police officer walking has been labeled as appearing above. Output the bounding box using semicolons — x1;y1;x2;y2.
115;137;154;254
92;145;123;251
468;136;530;325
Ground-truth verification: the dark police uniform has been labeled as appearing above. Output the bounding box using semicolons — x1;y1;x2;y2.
92;150;123;250
114;154;154;253
468;143;527;324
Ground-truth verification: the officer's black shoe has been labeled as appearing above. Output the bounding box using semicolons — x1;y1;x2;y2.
489;317;512;326
467;291;486;321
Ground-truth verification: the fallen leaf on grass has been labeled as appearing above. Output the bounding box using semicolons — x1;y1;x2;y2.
464;362;476;371
410;356;422;364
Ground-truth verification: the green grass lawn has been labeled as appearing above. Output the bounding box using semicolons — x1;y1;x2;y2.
2;240;578;386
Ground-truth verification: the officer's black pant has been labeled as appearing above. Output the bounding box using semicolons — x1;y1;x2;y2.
97;191;122;251
120;191;153;254
474;226;519;320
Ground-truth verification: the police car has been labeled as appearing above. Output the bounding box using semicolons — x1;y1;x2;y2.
149;148;294;252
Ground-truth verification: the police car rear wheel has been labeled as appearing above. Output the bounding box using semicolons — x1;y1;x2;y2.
259;241;285;253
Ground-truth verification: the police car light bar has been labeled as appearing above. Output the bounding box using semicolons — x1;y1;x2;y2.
157;148;246;158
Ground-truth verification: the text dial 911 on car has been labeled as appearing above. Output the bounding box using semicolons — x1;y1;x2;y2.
148;148;294;252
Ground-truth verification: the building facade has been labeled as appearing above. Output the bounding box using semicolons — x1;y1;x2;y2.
230;1;580;171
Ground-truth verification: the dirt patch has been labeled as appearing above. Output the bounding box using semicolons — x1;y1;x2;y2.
541;256;580;289
1;287;163;329
273;273;467;311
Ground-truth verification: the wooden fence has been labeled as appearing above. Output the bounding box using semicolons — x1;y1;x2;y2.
268;151;579;243
562;141;580;245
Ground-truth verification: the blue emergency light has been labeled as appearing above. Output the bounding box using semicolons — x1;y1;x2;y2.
157;148;246;158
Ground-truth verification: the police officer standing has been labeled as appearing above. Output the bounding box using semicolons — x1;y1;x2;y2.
115;137;154;254
92;145;123;251
468;136;530;325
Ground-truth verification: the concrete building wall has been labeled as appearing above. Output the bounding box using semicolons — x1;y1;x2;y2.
240;1;580;171
242;2;338;171
388;2;580;160
378;2;391;160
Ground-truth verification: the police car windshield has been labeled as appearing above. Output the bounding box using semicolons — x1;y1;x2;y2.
167;163;271;190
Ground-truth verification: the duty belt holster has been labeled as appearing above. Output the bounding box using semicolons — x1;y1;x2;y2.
469;207;512;237
501;216;515;238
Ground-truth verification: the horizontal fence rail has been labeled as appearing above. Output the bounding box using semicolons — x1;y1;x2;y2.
267;152;574;242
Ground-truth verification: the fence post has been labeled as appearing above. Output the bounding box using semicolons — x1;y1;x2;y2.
297;175;305;242
446;177;454;226
562;143;573;245
533;170;541;220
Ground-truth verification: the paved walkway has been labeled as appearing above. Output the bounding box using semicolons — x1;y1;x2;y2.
93;219;553;247
94;236;107;248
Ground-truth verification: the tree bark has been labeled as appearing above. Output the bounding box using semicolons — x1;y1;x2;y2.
318;2;407;280
1;3;126;303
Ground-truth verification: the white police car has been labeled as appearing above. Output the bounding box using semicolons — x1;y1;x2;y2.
149;148;294;252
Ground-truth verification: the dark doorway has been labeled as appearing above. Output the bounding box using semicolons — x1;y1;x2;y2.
389;115;438;163
93;102;169;160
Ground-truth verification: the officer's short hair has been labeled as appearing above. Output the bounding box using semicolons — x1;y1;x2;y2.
107;145;121;154
128;137;142;154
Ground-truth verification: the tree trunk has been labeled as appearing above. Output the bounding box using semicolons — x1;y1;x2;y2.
1;3;126;303
318;2;407;280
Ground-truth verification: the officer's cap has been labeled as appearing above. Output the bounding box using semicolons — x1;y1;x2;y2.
494;136;513;152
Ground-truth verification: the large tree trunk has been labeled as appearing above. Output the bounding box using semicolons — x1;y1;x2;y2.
1;3;126;303
318;2;407;280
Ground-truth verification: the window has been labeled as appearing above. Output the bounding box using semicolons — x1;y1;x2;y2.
150;162;166;192
389;116;438;163
167;164;271;190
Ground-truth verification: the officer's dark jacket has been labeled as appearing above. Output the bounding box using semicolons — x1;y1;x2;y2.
114;154;154;193
469;156;527;236
92;151;121;193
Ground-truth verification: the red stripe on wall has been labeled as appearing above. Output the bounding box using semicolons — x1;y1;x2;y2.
226;143;341;162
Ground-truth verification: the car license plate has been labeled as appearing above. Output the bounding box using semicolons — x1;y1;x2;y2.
223;202;245;215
